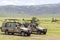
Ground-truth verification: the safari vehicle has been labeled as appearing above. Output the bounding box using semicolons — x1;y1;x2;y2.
23;22;47;34
30;23;47;34
1;19;31;36
22;17;47;34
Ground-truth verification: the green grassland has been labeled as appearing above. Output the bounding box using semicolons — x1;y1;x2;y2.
0;17;60;40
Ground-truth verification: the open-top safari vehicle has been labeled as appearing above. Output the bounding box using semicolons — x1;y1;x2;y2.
22;17;47;34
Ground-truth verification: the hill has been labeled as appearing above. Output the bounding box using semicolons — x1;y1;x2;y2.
0;3;60;17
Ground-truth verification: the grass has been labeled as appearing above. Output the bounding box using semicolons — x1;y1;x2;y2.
0;17;60;40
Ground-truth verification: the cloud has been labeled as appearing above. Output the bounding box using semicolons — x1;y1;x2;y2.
0;0;60;5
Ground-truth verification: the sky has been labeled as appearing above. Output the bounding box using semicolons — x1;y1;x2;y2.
0;0;60;6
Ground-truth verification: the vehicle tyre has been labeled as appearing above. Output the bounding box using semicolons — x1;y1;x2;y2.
27;33;31;36
5;30;9;35
20;31;25;36
11;33;14;35
43;32;46;34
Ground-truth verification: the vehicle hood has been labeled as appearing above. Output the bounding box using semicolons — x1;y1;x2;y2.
36;26;46;30
20;27;30;30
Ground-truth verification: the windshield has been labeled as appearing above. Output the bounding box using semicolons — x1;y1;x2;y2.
6;22;20;27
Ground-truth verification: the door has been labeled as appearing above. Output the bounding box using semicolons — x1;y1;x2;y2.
7;23;15;32
13;23;20;32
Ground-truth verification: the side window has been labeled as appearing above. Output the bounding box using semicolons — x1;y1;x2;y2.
5;23;9;27
8;23;15;28
8;23;11;27
2;23;7;27
4;23;12;27
5;23;7;27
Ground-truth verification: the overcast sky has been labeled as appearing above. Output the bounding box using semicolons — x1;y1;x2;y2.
0;0;60;6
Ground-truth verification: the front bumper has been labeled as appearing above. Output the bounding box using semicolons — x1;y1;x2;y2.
40;29;47;33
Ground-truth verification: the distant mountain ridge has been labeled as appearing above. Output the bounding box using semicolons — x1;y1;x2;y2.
0;3;60;17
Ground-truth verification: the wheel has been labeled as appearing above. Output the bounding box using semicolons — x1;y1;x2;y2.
5;30;9;35
11;33;14;35
43;32;46;34
20;31;25;36
27;33;31;36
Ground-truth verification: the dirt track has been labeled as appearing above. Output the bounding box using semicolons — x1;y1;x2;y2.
28;34;60;40
0;32;60;40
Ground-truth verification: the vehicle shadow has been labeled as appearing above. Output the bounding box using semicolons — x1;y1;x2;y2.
0;32;31;37
32;32;46;35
